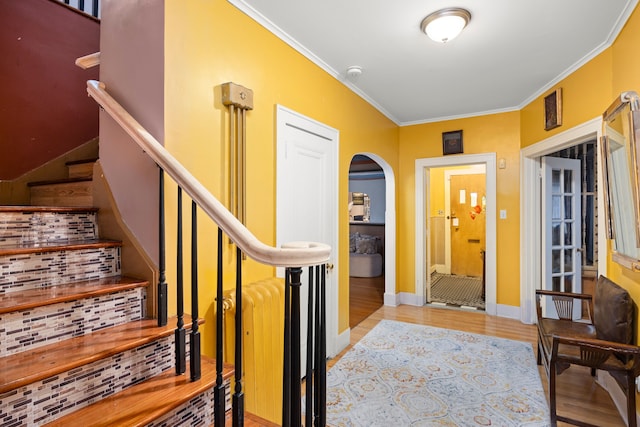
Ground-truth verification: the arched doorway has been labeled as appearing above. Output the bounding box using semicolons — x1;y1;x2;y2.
347;153;396;327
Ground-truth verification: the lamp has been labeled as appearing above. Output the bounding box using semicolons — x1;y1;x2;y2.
421;8;471;43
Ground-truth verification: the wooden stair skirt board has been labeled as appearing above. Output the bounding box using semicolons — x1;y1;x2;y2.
0;206;228;426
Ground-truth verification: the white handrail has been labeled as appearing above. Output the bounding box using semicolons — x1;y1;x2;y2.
86;80;330;267
76;52;100;69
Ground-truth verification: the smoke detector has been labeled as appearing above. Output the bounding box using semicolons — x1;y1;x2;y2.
346;66;363;80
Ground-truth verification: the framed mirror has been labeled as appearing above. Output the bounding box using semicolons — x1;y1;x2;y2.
601;91;640;270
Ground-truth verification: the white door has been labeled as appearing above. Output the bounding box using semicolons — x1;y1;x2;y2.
276;105;338;374
541;156;582;319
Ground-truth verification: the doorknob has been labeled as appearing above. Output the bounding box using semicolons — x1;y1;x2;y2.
327;263;334;271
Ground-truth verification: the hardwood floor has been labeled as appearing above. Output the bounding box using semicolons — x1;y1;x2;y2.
337;304;626;427
349;275;384;328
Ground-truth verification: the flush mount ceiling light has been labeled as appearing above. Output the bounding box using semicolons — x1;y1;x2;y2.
421;7;471;43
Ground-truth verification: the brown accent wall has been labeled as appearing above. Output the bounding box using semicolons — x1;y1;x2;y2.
0;0;100;180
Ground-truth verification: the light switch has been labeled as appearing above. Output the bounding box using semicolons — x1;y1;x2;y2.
452;218;459;226
500;209;507;219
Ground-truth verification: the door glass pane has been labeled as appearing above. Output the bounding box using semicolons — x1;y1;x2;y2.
552;249;561;273
552;196;562;220
552;170;561;193
564;250;573;273
564;275;573;293
585;194;595;265
564;170;572;193
552;276;561;292
552;222;561;245
564;222;572;246
564;196;572;219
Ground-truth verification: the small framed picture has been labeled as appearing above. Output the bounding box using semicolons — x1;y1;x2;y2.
544;88;562;131
442;130;463;155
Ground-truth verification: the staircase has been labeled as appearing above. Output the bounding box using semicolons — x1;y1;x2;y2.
0;160;274;426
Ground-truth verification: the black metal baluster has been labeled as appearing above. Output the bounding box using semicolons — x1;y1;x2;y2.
313;265;321;425
92;0;99;17
282;268;292;427
233;246;244;427
214;228;226;427
78;0;84;12
289;267;303;427
318;264;327;427
190;201;201;380
157;168;168;327
175;188;186;375
305;266;314;427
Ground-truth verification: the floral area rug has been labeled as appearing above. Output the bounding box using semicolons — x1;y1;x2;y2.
326;320;549;426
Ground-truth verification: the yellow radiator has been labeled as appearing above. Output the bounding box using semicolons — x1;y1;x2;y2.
224;278;285;424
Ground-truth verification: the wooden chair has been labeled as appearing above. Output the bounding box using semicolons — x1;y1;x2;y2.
536;276;640;427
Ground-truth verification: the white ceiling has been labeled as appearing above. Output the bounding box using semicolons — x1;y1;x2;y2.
228;0;638;126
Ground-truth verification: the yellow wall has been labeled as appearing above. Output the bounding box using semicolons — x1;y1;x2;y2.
398;112;521;306
520;50;612;148
607;7;640;297
520;7;640;310
164;0;398;351
162;0;640;353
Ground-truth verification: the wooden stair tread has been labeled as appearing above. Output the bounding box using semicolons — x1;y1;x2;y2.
0;206;99;213
44;356;234;427
0;315;202;394
0;238;121;256
0;276;148;314
27;177;93;187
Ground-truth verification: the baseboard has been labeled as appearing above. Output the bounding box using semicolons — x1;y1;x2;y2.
334;327;350;356
496;304;520;320
597;370;639;426
433;264;445;274
384;292;399;306
398;292;424;306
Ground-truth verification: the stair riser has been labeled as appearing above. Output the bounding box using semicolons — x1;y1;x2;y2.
148;387;232;427
0;335;192;426
1;288;146;358
0;247;121;294
67;163;94;179
0;211;98;246
30;182;93;207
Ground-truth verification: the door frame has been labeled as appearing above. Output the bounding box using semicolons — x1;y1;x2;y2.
415;153;497;315
520;117;607;324
350;153;398;307
541;156;583;319
275;104;339;357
